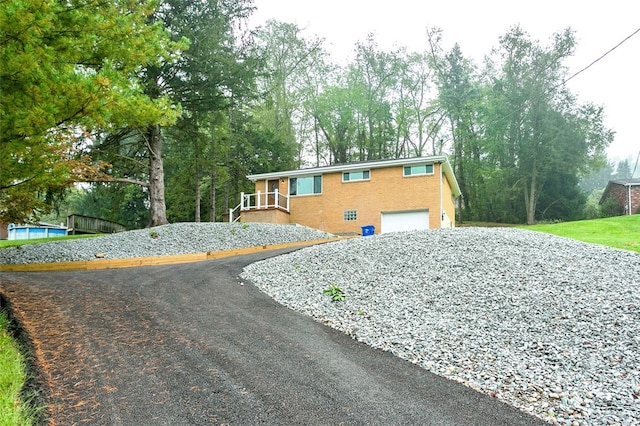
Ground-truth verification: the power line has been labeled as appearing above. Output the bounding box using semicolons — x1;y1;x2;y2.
563;27;640;85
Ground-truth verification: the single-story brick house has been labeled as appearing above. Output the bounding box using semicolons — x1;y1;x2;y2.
599;178;640;215
231;156;461;235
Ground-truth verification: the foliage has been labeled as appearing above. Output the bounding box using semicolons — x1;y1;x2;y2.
583;189;604;219
536;172;587;222
58;184;148;230
0;310;38;425
426;26;612;224
614;159;633;180
5;11;618;228
478;27;611;224
87;0;259;226
428;32;483;221
600;198;625;218
248;24;612;225
579;163;614;193
523;215;640;253
0;0;178;223
323;284;345;302
253;20;326;167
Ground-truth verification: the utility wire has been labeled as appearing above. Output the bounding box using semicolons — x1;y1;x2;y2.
563;27;640;84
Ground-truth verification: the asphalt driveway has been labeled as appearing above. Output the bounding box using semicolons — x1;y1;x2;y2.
1;248;545;425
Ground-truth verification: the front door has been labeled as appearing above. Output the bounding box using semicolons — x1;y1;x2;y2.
267;179;279;207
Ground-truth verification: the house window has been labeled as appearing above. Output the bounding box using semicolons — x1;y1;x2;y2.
343;170;370;182
403;164;434;176
289;175;322;196
343;210;357;221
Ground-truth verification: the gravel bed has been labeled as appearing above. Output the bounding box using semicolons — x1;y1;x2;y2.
241;227;640;426
3;223;638;425
0;222;333;264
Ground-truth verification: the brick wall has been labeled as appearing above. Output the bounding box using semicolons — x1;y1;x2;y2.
241;208;290;224
607;184;640;214
254;163;452;234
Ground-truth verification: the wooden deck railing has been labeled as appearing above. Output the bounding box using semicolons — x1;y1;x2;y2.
67;214;127;234
228;190;290;222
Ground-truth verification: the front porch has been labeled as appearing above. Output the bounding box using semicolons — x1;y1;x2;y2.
229;190;291;224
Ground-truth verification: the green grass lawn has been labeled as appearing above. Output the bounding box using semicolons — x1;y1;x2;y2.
521;215;640;253
0;311;37;426
0;233;101;249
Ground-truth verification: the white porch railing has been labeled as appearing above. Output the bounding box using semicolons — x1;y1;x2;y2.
228;190;290;222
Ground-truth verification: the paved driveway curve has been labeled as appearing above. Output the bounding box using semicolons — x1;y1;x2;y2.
1;249;545;425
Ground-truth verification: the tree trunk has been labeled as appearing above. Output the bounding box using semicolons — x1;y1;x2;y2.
148;124;168;227
195;145;201;222
209;173;216;222
195;165;201;222
524;172;537;225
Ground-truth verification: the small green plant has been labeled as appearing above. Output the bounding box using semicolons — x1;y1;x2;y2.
323;284;345;302
358;310;365;316
149;230;159;239
241;223;250;229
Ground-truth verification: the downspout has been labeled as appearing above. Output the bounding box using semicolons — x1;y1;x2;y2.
628;184;632;215
439;162;443;228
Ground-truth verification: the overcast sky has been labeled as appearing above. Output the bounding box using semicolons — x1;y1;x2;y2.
249;0;640;167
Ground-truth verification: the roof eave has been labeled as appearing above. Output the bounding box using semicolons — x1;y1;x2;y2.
440;159;462;198
247;156;450;181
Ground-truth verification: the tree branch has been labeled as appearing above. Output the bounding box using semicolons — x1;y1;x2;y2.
84;177;150;188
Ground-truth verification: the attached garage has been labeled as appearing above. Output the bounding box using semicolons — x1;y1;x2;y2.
380;210;429;234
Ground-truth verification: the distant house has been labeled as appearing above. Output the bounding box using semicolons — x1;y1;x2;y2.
230;156;461;235
600;178;640;215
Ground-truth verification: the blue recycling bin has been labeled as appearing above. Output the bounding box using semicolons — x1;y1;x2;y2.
361;225;375;236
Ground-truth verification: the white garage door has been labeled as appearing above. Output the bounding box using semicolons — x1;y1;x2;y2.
381;210;429;234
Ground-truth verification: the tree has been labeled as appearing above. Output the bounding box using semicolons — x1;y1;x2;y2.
351;35;399;160
0;0;177;223
614;159;632;180
579;162;614;193
157;0;257;223
482;27;612;224
428;29;484;222
312;81;363;164
253;20;326;167
393;48;444;158
88;0;256;226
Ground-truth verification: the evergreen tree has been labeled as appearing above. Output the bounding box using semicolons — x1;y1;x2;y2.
0;0;177;223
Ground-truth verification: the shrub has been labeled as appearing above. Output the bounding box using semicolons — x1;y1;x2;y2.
600;198;624;217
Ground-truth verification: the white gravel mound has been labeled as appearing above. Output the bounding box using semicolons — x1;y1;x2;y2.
241;227;640;426
0;222;333;265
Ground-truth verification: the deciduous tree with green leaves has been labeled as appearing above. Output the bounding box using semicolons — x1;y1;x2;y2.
484;27;612;224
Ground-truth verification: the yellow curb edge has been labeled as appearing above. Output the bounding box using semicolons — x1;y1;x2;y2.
0;237;352;273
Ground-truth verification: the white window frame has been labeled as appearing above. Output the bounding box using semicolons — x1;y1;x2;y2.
342;170;370;182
